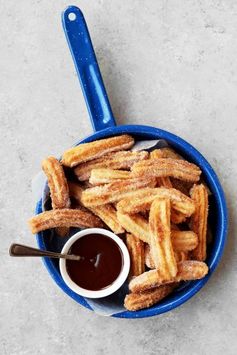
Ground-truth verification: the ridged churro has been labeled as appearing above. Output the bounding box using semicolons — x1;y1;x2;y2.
124;284;176;311
68;182;124;234
172;231;198;251
132;158;201;182
89;169;131;185
62;135;134;167
117;187;195;217
42;156;70;210
90;204;125;234
81;178;156;207
150;147;182;160
126;234;145;277
74;150;149;181
129;260;208;292
29;209;103;234
149;198;177;278
190;184;209;261
42;156;71;237
150;150;173;188
117;212;150;243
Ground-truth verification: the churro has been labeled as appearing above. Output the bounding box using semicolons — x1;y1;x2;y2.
150;147;182;160
150;150;173;188
126;234;145;277
68;182;124;234
129;260;208;292
117;187;195;217
74;150;148;181
149;198;177;278
90;205;125;234
89;169;131;185
29;209;103;234
124;284;176;311
172;231;198;252
132;158;201;182
190;184;209;261
81;178;156;207
42;156;71;236
42;156;70;210
62;135;134;167
117;212;150;243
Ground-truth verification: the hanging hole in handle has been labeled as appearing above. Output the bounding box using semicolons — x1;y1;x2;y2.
68;12;76;21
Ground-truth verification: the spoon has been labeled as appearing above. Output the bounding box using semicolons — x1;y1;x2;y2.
9;243;81;261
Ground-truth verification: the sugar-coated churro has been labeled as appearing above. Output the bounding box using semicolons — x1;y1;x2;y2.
190;184;209;261
42;156;71;236
117;187;195;216
126;234;145;277
150;147;183;160
89;168;131;185
124;284;176;311
81;178;156;207
149;198;177;278
42;156;70;210
74;150;149;181
150;149;164;159
68;182;124;234
117;212;150;243
62;135;134;167
90;204;125;234
129;260;208;292
172;231;198;252
132;158;201;182
28;209;103;234
150;150;173;188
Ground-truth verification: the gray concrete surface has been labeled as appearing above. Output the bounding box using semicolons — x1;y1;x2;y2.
1;0;237;354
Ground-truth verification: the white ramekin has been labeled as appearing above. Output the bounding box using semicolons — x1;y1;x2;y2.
59;228;130;298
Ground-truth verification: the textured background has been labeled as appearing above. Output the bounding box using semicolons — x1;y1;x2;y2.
1;1;237;354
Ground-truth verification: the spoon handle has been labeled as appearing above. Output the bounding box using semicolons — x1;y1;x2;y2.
9;243;80;261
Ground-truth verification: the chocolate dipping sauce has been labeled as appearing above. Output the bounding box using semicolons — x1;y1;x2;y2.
66;234;123;291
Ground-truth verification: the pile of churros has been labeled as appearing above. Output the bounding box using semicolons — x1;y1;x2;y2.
28;134;209;311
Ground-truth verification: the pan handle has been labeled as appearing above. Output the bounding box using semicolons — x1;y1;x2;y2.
62;6;116;132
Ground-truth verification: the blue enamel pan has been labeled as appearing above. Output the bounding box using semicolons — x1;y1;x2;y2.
36;6;228;318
